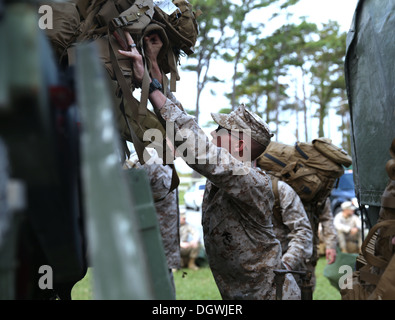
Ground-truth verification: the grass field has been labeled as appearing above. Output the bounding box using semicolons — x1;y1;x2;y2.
71;256;340;300
313;256;341;300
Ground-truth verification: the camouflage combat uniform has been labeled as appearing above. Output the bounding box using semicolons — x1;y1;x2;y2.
159;99;301;300
318;198;338;253
304;197;337;264
125;150;181;270
271;179;313;270
304;197;337;287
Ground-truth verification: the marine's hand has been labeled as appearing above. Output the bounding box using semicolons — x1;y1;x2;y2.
117;31;145;85
117;31;167;110
144;32;163;63
326;248;336;264
350;227;359;236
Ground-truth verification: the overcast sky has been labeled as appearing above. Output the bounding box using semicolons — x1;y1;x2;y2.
175;0;358;126
172;0;359;172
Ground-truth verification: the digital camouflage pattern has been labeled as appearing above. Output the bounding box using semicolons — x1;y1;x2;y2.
271;179;313;270
303;197;338;287
211;104;273;148
159;98;301;300
125;150;181;269
316;198;338;253
179;221;200;244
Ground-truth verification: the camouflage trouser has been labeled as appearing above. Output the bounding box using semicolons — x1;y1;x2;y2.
304;261;317;291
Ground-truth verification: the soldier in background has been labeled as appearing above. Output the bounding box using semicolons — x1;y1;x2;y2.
124;148;180;294
179;213;200;270
334;201;362;253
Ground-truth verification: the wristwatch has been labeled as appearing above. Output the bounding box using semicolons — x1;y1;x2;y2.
149;78;163;94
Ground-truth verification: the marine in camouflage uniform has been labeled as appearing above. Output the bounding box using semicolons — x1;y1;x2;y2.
124;149;181;271
119;32;300;300
161;102;301;300
304;197;338;288
269;177;313;271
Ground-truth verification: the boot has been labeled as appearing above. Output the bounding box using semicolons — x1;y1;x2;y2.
188;258;199;270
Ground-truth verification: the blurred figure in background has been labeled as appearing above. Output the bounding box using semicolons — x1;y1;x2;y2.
124;148;181;294
334;201;362;253
179;213;201;270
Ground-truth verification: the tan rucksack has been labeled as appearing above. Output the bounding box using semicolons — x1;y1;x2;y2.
41;0;200;164
257;138;351;206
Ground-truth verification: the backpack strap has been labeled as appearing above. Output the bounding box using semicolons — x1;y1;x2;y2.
295;142;309;160
264;153;287;168
108;30;150;164
167;49;180;92
270;175;283;225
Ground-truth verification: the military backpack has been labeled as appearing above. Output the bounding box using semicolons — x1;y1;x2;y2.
41;0;200;164
257;138;352;207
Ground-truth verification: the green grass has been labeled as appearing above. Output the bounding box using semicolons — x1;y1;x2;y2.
71;257;340;300
173;268;221;300
313;256;341;300
178;188;186;206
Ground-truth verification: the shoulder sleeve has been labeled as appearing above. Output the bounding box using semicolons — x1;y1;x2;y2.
278;181;313;269
319;198;338;249
159;98;274;215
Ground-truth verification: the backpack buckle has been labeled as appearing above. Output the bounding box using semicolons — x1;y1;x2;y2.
111;16;131;28
110;17;124;30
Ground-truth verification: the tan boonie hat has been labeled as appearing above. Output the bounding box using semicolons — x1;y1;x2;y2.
211;104;273;147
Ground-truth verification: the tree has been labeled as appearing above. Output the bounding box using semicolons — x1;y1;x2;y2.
222;0;266;111
183;0;232;124
236;20;316;140
336;93;352;155
309;21;347;138
282;19;318;141
184;0;302;124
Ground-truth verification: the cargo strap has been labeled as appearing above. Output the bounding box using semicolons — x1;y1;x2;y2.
108;28;151;164
295;143;309;160
110;12;145;30
109;29;179;193
166;48;180;92
264;153;286;168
